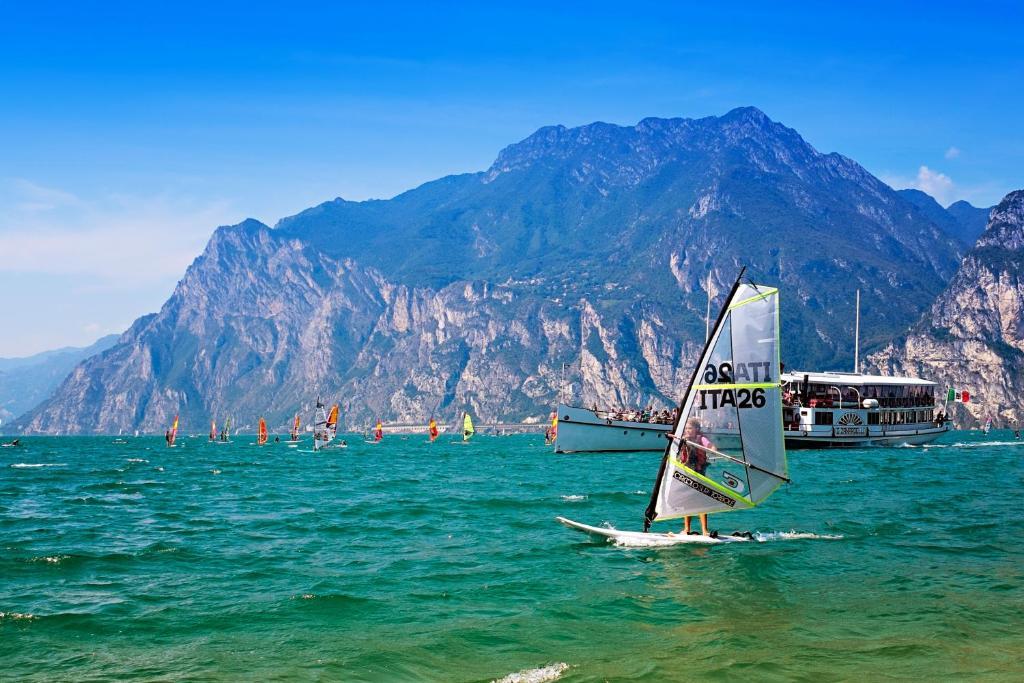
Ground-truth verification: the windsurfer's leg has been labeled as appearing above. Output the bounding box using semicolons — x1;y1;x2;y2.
699;514;709;536
683;516;691;534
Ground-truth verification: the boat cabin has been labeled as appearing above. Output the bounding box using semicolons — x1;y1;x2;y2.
780;371;948;447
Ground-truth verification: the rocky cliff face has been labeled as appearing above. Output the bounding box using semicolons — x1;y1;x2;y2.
869;190;1024;427
18;107;970;433
18;220;702;433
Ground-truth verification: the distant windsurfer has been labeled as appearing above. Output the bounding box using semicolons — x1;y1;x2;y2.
680;417;713;537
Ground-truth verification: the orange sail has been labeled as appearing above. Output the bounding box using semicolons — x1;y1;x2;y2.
374;420;383;442
167;414;179;447
290;414;300;441
327;405;339;436
428;418;439;442
258;417;268;445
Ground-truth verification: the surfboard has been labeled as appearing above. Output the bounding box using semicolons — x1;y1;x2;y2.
556;516;750;545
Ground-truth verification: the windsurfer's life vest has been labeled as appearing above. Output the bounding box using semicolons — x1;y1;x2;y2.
684;435;712;474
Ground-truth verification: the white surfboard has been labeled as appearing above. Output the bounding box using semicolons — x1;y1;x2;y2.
556;516;750;546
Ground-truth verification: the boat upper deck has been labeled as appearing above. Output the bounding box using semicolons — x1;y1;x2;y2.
781;371;938;410
780;371;936;387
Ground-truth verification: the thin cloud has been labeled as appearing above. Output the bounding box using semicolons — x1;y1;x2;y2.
0;181;238;283
944;146;961;160
10;178;82;213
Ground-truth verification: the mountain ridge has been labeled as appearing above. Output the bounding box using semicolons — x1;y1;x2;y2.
0;334;119;425
869;189;1024;426
17;107;974;433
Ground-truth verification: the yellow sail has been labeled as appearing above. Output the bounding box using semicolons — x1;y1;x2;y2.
463;412;475;441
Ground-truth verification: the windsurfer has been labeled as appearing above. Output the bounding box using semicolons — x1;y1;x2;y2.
681;417;713;536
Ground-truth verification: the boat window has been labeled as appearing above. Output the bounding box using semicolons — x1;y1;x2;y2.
814;412;833;426
867;413;880;425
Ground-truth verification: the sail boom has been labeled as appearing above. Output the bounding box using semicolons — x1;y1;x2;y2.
679;438;790;483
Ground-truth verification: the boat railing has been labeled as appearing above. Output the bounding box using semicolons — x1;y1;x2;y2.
587;408;674;425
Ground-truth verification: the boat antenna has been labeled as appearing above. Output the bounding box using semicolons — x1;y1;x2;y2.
854;289;861;374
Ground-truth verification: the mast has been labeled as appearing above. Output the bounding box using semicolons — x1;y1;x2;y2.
560;362;565;404
705;269;713;343
854;289;861;374
644;267;746;532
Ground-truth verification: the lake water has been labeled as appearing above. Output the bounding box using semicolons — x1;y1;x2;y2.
1;432;1022;681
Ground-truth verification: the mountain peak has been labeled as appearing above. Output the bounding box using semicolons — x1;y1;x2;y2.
485;106;818;185
721;105;772;124
977;190;1024;250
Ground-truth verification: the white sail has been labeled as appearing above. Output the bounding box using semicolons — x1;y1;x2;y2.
645;279;787;528
313;397;330;451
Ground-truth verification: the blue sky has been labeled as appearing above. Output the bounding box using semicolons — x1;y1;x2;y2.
1;2;1022;356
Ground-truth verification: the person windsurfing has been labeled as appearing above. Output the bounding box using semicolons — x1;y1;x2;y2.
674;417;715;537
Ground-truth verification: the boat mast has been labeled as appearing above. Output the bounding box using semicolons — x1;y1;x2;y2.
705;270;713;343
560;362;565;404
854;289;861;373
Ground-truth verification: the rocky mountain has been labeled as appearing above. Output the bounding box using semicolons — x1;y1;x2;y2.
869;190;1024;427
897;189;991;248
0;335;118;426
18;107;968;434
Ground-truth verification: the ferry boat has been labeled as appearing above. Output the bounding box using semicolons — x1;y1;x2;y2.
553;371;950;452
779;371;951;448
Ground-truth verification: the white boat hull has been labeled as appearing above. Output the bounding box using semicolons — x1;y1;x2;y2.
553;404;952;452
784;424;950;449
553;404;670;453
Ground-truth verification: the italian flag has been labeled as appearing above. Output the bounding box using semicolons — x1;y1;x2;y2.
947;388;970;403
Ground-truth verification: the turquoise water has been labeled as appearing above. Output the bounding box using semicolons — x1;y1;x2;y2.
1;432;1022;681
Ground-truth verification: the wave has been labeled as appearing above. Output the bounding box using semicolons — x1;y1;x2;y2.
290;592;375;607
608;530;844;548
560;495;587;502
752;531;844;542
923;440;1024;449
10;463;66;468
494;663;570;683
0;611;37;621
126;458;148;463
